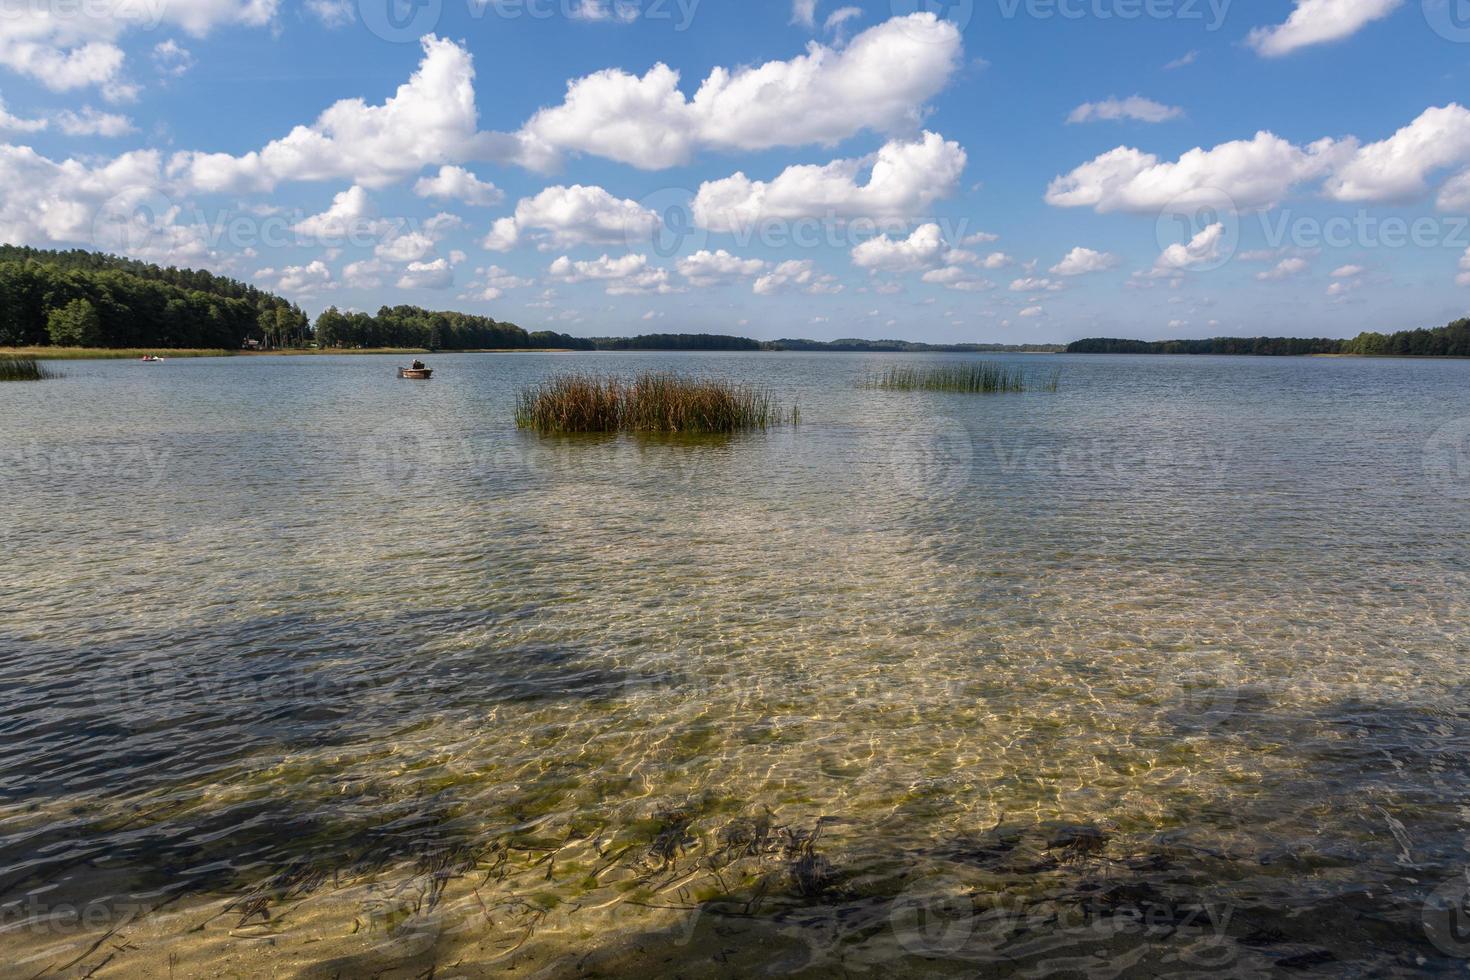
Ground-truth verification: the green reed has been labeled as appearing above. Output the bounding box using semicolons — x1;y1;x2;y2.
0;355;55;381
869;362;1060;394
516;372;797;434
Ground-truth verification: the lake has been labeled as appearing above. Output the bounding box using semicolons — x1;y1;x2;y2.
2;351;1469;977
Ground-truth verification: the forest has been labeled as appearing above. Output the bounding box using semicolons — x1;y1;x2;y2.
0;247;307;349
314;305;592;351
1068;320;1470;357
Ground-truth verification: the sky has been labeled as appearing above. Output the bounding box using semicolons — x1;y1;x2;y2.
2;0;1470;343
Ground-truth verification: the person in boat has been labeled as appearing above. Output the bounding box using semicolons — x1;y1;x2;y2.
410;359;425;370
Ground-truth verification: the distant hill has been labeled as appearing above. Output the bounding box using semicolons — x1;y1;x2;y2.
1068;319;1470;357
0;246;305;349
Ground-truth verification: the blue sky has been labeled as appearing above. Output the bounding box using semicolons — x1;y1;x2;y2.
3;0;1470;342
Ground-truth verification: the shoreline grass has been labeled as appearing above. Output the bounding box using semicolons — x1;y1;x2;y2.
0;355;56;381
2;346;236;360
517;371;797;434
868;362;1061;394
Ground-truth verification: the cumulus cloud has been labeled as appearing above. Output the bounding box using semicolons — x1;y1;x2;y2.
517;14;962;170
1067;96;1183;124
850;223;950;273
676;249;767;287
0;97;47;133
693;132;966;231
168;36;511;193
548;253;677;295
414;165;504;207
1153;222;1227;273
257;259;333;294
152;40;195;78
1248;0;1402;57
1;0;278;99
1256;256;1310;281
1332;264;1365;278
791;0;818;28
1050;246;1121;276
753;259;842;295
487;184;660;252
397;257;455;289
1010;276;1063;293
1046;132;1344;213
292;185;382;241
459;264;534;301
1325;104;1470;203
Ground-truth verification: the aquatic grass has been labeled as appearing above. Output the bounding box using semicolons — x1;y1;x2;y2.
517;372;797;434
868;362;1060;394
0;355;55;381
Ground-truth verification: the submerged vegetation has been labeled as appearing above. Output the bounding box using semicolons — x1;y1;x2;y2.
869;362;1061;394
516;372;797;434
0;355;54;381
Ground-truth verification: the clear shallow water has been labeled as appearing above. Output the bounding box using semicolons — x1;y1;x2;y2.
1;351;1468;977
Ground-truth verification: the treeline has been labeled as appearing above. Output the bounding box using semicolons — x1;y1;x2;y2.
770;338;1064;353
590;333;761;351
315;305;593;351
1069;319;1470;358
0;248;305;349
1067;337;1344;356
1339;318;1470;357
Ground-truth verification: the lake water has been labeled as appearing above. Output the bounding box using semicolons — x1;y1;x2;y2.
2;352;1469;977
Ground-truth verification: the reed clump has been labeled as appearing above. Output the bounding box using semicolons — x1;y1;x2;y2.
517;372;797;434
870;362;1059;394
0;355;55;381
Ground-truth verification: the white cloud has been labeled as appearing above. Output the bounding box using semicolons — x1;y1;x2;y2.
791;0;818;28
1325;104;1470;203
1018;306;1044;318
824;6;862;32
548;253;677;295
920;266;994;291
1439;169;1470;211
305;0;354;26
1257;256;1310;281
1067;96;1183;124
1164;50;1198;70
1046;132;1344;213
343;258;390;288
569;0;638;22
517;14;962;170
1;0;277;99
1154;222;1226;273
493;184;660;251
257;259;333;294
676;249;767;287
460;264;534;301
169;36;502;193
1010;277;1063;293
1050;246;1121;276
851;223;949;272
1248;0;1402;57
397;258;455;290
0;97;46;133
960;231;999;245
55;107;136;137
753;259;842;295
693;131;966;231
376;229;436;263
414;165;504;207
152;40;195;78
482;217;520;252
1331;264;1365;278
291;184;383;240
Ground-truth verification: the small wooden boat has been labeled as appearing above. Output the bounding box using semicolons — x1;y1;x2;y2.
398;366;432;379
